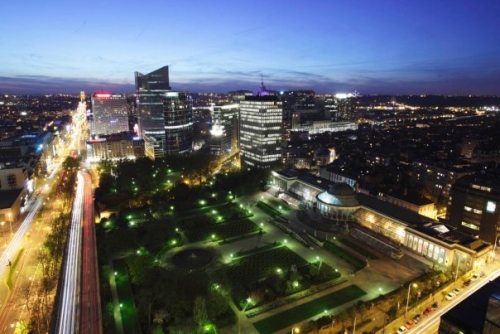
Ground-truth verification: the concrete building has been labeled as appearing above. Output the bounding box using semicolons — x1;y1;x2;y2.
447;170;500;246
86;133;144;162
412;159;474;202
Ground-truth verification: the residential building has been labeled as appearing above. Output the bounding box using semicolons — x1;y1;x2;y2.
86;133;144;162
447;169;500;245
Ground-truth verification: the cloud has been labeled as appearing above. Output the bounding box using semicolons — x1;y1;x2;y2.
0;75;134;94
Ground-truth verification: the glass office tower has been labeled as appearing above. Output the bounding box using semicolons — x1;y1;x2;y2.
135;66;171;158
164;92;193;155
91;93;129;136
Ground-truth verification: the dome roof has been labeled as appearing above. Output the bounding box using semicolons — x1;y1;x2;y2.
316;183;359;207
328;183;355;196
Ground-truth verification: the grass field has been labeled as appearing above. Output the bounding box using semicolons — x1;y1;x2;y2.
252;284;366;334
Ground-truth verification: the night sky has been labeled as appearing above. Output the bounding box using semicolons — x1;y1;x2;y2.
1;0;499;95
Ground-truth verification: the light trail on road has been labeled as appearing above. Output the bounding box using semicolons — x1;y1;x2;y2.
80;171;102;333
55;172;85;334
0;199;42;282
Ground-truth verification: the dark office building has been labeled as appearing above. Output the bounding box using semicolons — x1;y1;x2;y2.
447;169;500;245
164;92;193;155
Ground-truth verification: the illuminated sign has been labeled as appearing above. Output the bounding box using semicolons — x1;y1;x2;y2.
94;93;112;98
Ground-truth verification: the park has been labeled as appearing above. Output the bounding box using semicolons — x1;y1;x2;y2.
93;157;456;334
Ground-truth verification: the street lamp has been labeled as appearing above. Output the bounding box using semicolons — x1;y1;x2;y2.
316;256;322;276
239;298;252;334
405;283;417;317
291;327;299;334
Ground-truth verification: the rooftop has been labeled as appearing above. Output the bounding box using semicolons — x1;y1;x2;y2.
0;189;23;209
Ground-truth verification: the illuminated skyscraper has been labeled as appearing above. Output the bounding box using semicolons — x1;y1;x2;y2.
239;83;283;168
91;93;129;136
135;66;171;158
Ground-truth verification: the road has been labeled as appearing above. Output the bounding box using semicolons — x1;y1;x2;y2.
55;172;85;334
79;171;102;334
0;101;87;332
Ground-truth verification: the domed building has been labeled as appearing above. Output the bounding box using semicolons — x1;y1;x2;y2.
316;183;359;221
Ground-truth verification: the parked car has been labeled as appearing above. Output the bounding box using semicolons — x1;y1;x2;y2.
464;279;471;287
412;314;422;323
404;319;416;329
446;292;456;300
471;273;480;282
453;288;462;295
432;302;440;309
397;325;408;333
423;306;434;316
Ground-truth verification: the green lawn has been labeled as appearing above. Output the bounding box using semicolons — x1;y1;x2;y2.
113;259;142;334
252;285;366;334
226;247;308;286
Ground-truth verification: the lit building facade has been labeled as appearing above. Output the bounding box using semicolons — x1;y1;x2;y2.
86;133;144;162
209;121;230;157
211;104;239;154
135;66;171;158
240;92;283;169
91;93;129;136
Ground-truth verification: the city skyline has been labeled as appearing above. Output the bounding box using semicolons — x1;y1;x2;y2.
1;0;500;95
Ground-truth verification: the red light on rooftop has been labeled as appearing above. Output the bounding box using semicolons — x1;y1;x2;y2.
94;93;112;98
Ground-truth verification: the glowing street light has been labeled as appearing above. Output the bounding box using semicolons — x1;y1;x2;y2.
405;283;418;317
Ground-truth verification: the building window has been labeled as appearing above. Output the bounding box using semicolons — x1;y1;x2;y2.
487;201;496;213
461;221;480;230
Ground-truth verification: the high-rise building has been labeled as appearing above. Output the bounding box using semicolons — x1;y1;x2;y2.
447;169;500;245
135;66;171;158
334;93;356;121
211;104;239;153
91;93;129;136
239;83;283;169
164;92;193;155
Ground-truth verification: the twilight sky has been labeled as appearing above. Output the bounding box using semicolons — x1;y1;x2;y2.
1;0;499;95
